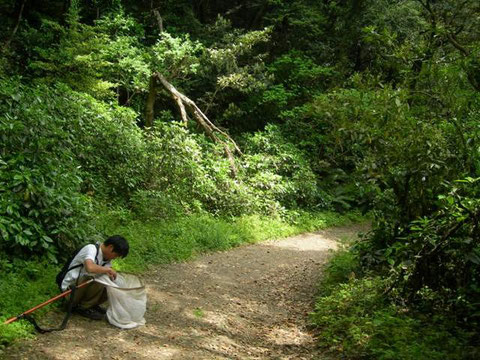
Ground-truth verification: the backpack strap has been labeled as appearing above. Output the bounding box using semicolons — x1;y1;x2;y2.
73;243;100;286
95;242;100;264
57;243;100;291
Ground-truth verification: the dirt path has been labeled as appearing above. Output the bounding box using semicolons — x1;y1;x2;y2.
5;223;368;360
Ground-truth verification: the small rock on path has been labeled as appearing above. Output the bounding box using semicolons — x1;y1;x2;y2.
5;223;368;360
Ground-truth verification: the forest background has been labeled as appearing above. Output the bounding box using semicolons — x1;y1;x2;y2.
0;0;479;358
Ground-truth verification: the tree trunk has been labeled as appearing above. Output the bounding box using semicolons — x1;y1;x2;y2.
250;2;268;29
152;9;164;33
145;75;157;128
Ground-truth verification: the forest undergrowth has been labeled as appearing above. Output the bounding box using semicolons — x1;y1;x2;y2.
1;0;479;358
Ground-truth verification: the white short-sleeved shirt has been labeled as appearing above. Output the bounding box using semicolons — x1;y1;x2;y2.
61;243;111;291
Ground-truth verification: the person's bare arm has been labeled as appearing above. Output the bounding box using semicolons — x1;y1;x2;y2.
84;259;117;280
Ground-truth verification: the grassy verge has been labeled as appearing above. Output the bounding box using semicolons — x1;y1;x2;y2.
99;209;365;272
311;248;477;359
0;209;364;348
0;260;59;348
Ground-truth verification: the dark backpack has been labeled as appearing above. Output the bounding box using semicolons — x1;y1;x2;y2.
55;243;100;290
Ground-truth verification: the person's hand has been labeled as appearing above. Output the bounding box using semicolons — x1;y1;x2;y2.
105;268;117;280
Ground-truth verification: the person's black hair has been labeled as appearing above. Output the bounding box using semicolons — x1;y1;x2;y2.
104;235;129;257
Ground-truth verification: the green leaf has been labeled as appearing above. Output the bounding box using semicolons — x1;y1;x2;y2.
42;235;53;243
466;252;480;265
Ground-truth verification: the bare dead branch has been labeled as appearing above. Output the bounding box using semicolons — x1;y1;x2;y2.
225;4;244;16
446;33;469;56
154;72;242;177
3;0;26;52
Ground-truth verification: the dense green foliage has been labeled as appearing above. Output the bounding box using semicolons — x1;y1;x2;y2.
311;249;476;359
1;0;479;356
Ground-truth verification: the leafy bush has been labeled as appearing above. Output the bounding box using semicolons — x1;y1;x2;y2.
1;77;338;260
242;124;323;210
63;91;148;199
318;249;360;297
0;78;152;256
0;80;96;257
140;122;259;217
134;122;326;218
311;251;474;359
363;178;480;321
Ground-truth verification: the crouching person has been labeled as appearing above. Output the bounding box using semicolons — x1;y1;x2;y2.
58;235;129;320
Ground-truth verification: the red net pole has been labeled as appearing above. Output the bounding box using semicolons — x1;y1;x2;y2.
3;279;94;325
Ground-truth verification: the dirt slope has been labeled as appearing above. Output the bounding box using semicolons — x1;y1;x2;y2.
5;223;368;360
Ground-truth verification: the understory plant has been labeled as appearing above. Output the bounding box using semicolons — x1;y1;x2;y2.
311;250;476;359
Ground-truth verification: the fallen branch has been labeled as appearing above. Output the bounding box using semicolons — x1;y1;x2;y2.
153;72;242;177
